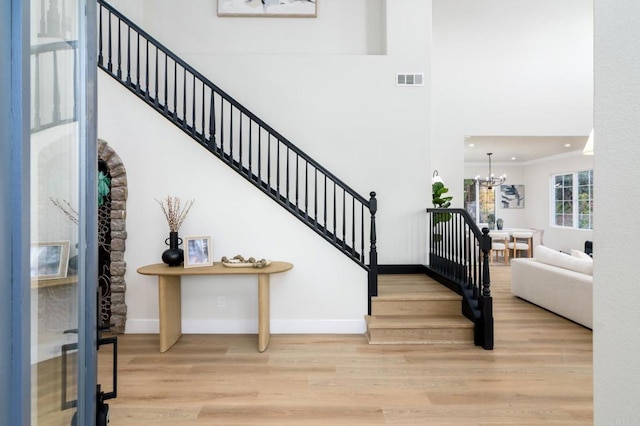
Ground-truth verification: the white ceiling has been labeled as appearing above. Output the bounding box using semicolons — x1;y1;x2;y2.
464;135;589;163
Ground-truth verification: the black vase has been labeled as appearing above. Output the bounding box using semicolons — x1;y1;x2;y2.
162;231;184;266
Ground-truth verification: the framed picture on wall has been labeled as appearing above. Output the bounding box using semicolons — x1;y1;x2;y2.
30;241;70;280
217;0;317;17
500;184;525;209
184;235;213;268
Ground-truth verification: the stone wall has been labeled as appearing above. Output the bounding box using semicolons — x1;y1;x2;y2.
98;139;127;333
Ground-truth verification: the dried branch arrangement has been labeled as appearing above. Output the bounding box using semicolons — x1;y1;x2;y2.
50;197;79;225
155;196;195;232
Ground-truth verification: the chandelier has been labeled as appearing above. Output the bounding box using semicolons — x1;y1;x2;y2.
475;152;506;190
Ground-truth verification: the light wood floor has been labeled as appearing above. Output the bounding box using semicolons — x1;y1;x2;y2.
95;265;592;425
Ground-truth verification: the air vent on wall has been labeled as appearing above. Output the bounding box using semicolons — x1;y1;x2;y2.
396;73;424;87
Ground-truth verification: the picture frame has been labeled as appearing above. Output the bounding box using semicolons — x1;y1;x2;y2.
30;241;70;280
500;184;525;209
184;235;213;268
217;0;317;18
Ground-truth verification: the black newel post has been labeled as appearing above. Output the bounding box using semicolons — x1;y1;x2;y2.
368;191;378;315
477;228;494;349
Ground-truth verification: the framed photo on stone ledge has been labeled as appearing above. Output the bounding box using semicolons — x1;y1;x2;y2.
184;235;213;268
218;0;317;17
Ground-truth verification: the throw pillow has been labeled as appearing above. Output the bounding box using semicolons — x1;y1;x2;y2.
534;245;593;276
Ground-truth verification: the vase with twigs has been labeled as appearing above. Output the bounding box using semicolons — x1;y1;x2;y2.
156;196;195;266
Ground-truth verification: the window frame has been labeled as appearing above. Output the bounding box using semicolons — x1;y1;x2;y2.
551;169;593;230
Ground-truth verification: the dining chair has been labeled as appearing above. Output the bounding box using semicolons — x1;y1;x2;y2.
489;231;510;264
509;231;534;259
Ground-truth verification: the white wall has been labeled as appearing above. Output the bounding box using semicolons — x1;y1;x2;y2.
594;0;640;422
99;72;368;334
98;0;433;333
105;0;432;266
432;0;593;207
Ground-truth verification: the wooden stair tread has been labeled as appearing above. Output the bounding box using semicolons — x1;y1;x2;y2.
366;315;473;329
372;293;460;301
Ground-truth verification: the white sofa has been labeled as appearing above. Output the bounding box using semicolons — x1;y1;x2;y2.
511;245;593;329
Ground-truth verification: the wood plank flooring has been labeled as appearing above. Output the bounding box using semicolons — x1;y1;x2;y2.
85;265;590;424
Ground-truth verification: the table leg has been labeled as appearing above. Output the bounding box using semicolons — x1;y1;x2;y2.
258;274;270;352
158;275;182;352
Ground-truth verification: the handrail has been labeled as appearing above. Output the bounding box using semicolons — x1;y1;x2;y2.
426;208;494;350
96;0;378;310
97;0;367;206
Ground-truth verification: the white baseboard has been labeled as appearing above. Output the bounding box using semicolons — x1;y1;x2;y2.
125;319;366;334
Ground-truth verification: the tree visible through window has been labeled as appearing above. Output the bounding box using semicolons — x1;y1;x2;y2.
553;170;593;229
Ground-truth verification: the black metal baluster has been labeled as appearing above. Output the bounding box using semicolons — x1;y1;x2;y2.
116;19;122;79
295;155;299;212
98;5;103;66
229;106;234;161
276;141;280;194
304;162;308;220
154;46;159;105
286;147;290;201
144;39;149;99
333;181;337;242
267;134;271;188
248;119;253;178
351;197;355;255
314;168;318;224
342;190;346;248
220;99;225;153
201;83;205;143
239;112;243;169
257;127;262;181
126;27;131;85
135;33;140;92
361;204;365;262
163;53;168;114
209;90;216;146
191;74;196;136
323;175;327;234
182;69;187;127
172;61;177;121
107;11;112;72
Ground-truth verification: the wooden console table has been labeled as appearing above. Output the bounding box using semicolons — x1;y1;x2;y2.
137;261;293;353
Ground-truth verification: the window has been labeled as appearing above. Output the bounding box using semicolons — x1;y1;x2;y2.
464;179;495;224
552;170;593;229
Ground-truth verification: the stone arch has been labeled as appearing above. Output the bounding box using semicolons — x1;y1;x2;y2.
98;139;128;333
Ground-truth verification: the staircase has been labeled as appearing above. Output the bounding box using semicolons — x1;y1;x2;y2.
365;274;474;345
96;0;380;312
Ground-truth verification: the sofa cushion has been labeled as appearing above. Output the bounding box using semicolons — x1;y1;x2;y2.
534;245;593;276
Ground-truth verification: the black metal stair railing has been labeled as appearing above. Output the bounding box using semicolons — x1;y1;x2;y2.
426;208;494;350
96;0;379;308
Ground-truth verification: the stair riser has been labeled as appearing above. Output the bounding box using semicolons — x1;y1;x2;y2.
371;300;460;316
367;327;474;344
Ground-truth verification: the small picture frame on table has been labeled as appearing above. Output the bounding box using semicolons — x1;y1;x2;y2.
184;235;213;268
30;240;70;280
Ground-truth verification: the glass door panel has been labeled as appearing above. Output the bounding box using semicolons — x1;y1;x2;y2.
30;0;89;423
